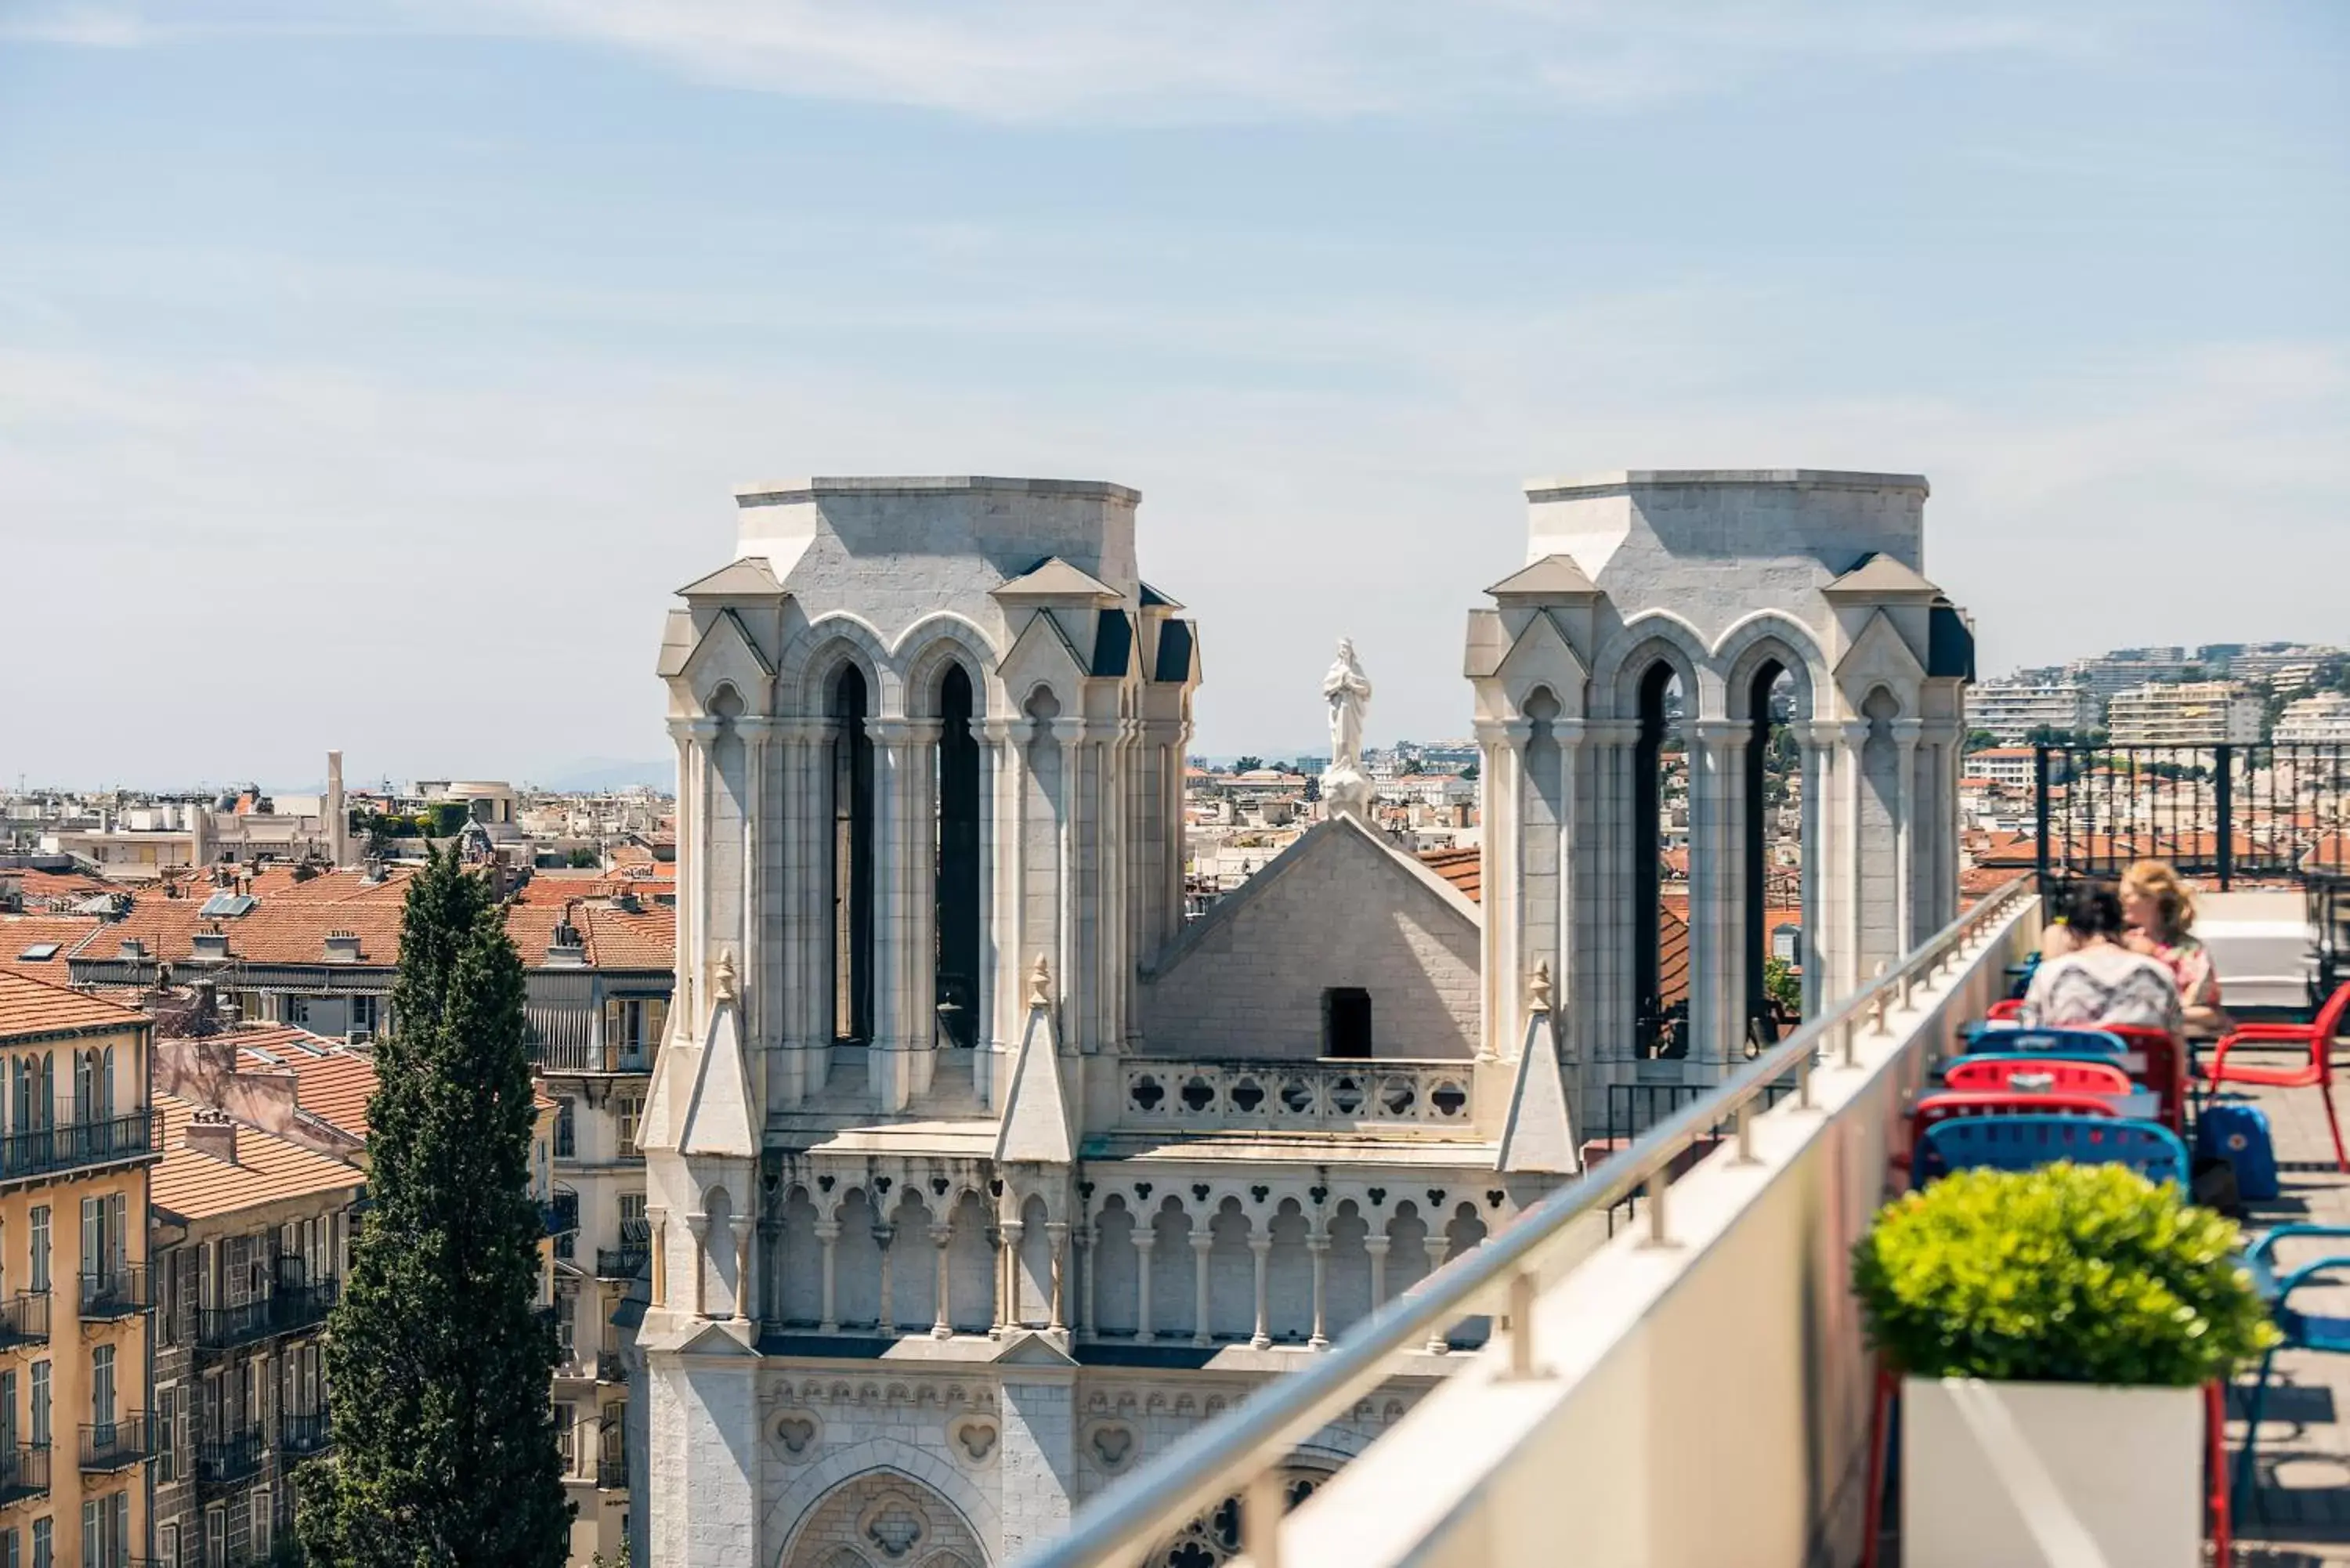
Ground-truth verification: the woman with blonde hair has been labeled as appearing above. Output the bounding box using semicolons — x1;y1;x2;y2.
2120;858;2229;1035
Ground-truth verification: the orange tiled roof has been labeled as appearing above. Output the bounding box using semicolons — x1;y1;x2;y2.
225;1025;379;1139
79;868;674;973
5;868;124;907
0;970;145;1041
1418;847;1482;901
150;1091;363;1221
0;914;103;979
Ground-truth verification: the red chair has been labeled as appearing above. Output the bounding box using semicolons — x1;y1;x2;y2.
1985;998;2026;1022
1943;1057;2134;1095
2206;981;2350;1172
2102;1024;2189;1135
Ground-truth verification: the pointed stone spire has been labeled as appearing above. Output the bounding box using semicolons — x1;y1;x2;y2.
996;956;1075;1165
1497;963;1578;1175
679;948;756;1159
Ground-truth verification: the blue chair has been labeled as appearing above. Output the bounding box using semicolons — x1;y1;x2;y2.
2004;954;2041;999
1914;1114;2190;1188
2233;1226;2350;1511
1959;1023;2128;1055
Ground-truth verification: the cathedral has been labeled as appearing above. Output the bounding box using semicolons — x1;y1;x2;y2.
629;471;1972;1568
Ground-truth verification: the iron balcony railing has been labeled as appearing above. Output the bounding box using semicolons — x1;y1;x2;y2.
78;1412;157;1472
596;1454;627;1491
2030;739;2350;890
534;1039;654;1075
543;1189;580;1238
0;1443;49;1505
196;1281;338;1352
0;1292;49;1347
595;1218;651;1280
197;1429;266;1489
1023;876;2033;1568
280;1408;331;1458
78;1266;151;1321
0;1111;158;1184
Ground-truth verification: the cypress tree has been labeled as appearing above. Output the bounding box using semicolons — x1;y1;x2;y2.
299;847;571;1567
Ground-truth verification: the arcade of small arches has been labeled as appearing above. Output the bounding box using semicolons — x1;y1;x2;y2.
661;1163;1502;1353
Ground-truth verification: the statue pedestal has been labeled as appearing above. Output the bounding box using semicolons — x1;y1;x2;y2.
1321;766;1372;815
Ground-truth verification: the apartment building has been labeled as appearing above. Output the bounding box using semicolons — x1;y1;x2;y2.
149;1094;358;1568
0;975;162;1568
2105;679;2263;746
2276;691;2350;746
1965;678;2101;743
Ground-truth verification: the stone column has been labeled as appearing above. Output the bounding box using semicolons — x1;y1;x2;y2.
776;719;829;1107
729;1215;754;1324
1797;722;1829;1018
1893;717;1923;952
815;1220;840;1333
930;1223;953;1340
1366;1233;1390;1309
649;1209;668;1310
1189;1230;1213;1348
1421;1231;1451;1353
1689;718;1748;1067
874;1220;896;1334
1247;1234;1273;1350
1047;1220;1070;1337
1306;1231;1330;1350
1049;717;1089;1053
1076;1221;1097;1339
685;1211;710;1318
996;1216;1024;1335
1132;1227;1156;1344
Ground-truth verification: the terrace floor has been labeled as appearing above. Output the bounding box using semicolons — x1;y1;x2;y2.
2232;1066;2350;1567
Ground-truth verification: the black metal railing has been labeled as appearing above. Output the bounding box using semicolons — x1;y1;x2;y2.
535;1040;654;1075
197;1429;266;1488
0;1443;49;1504
596;1454;627;1490
196;1281;339;1351
595;1220;649;1280
2030;741;2349;889
78;1412;157;1471
0;1111;158;1183
78;1266;151;1321
0;1292;49;1347
280;1408;331;1458
543;1189;580;1237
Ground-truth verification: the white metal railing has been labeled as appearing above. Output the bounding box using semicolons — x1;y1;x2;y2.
1115;1059;1474;1132
1022;876;2034;1568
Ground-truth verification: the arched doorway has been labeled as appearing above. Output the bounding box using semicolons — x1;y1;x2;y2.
934;664;982;1049
830;666;875;1044
781;1469;986;1568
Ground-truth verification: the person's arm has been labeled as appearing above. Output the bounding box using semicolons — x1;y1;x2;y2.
2180;948;2229;1038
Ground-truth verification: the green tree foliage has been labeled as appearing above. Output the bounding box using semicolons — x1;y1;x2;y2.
1761;956;1802;1018
426;800;473;837
1231;756;1264;773
566;846;599;869
298;847;570;1568
1852;1163;2274;1386
1962;728;2000;752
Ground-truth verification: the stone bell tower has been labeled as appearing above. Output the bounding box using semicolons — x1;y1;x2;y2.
1465;470;1972;1116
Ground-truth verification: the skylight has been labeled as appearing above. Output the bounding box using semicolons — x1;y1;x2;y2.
198;893;256;918
15;943;60;962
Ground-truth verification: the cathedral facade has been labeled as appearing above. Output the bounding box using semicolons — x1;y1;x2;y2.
631;471;1970;1568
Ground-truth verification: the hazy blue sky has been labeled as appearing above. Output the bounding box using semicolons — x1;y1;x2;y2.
2;1;2343;789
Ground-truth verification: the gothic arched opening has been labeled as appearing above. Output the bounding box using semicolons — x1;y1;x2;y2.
1632;661;1687;1058
934;663;981;1049
830;665;875;1043
1741;659;1797;1046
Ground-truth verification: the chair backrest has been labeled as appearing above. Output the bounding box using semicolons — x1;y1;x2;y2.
1942;1057;2135;1095
2313;981;2350;1069
1915;1115;2191;1189
1985;999;2026;1022
1962;1024;2128;1057
2099;1024;2185;1129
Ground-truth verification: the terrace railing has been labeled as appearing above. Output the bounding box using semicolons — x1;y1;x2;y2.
1024;876;2035;1568
78;1412;157;1472
0;1443;49;1505
0;1291;49;1348
0;1111;158;1183
1115;1060;1473;1133
2031;740;2350;890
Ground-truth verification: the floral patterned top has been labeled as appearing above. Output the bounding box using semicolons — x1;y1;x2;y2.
2143;933;2222;1011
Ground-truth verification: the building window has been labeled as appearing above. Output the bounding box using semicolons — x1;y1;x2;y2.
554;1400;577;1474
248;1490;270;1560
30;1362;49;1446
28;1209;47;1295
31;1516;49;1568
934;663;982;1047
155;1386;176;1484
2;1526;18;1568
554;1099;576;1160
154;1526;175;1568
830;664;875;1042
203;1509;222;1568
80;1494;125;1568
89;1346;114;1428
349;993;378;1040
1322;988;1373;1059
615;1096;643;1154
0;1371;14;1451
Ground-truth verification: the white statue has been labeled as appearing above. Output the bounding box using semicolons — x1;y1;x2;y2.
1321;638;1373;815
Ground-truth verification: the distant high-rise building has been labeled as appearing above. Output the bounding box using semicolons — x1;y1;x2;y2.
1965;680;2100;744
2105;680;2261;747
2066;648;2197;706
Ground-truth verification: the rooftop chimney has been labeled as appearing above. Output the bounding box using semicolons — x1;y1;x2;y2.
183;1108;237;1163
190;931;230;961
322;931;362;963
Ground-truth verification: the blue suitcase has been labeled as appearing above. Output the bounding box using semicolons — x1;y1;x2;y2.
2195;1102;2280;1202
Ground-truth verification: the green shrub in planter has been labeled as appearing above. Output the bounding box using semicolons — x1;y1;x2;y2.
1852;1162;2276;1386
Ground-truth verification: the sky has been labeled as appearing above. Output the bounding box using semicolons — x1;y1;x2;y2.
1;0;2344;790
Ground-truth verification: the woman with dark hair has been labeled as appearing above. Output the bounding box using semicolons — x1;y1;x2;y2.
2019;880;2183;1034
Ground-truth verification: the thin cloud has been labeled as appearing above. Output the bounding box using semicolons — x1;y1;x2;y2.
2;0;2114;122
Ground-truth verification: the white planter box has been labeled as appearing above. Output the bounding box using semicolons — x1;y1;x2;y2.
1902;1375;2201;1568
